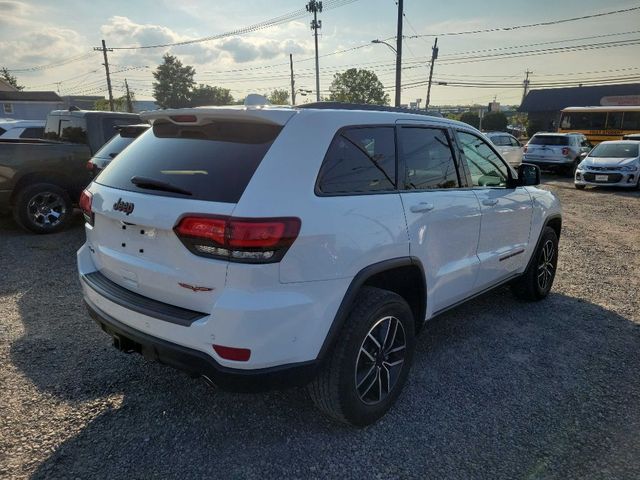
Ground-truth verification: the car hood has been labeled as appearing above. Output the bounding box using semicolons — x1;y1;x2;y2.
582;156;638;167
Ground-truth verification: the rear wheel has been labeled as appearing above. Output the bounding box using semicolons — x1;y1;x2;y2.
308;287;415;426
13;183;73;234
511;226;559;301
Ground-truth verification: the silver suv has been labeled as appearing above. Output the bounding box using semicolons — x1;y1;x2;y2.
524;133;592;175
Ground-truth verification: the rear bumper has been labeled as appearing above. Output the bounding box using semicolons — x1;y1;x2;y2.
523;157;573;168
85;296;318;392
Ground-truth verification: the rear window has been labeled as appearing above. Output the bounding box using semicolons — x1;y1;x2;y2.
92;134;137;160
529;135;570;146
96;121;282;203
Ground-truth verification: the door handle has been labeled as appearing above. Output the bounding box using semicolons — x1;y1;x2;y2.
482;198;499;207
409;202;435;213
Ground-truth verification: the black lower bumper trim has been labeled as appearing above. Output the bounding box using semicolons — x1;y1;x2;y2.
84;298;318;392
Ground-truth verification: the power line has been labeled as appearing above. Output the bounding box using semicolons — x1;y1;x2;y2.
109;0;358;50
6;51;97;73
404;5;640;38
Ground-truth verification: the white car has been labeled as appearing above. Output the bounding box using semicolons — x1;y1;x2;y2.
0;119;45;139
485;131;524;167
575;140;640;189
77;102;562;426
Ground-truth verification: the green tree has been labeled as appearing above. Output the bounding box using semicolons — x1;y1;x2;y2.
482;112;508;131
0;67;23;90
94;92;136;112
152;54;195;108
460;111;480;129
328;68;389;105
266;89;290;105
190;84;233;107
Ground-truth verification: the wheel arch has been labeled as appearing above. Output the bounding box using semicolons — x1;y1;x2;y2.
10;171;76;205
316;257;427;364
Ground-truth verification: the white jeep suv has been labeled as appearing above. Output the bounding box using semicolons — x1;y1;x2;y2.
77;103;562;426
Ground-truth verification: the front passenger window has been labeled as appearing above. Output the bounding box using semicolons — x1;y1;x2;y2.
457;131;508;187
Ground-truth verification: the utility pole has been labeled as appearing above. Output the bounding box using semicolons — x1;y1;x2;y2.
521;69;532;105
124;79;133;113
394;0;403;107
306;1;322;102
94;39;114;111
425;37;438;111
290;54;296;106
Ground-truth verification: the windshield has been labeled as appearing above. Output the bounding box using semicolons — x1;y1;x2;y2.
589;143;639;158
529;135;569;146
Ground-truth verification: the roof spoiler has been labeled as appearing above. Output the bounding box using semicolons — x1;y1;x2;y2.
141;106;295;127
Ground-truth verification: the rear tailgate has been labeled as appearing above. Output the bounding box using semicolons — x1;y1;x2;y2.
85;108;293;313
86;186;234;313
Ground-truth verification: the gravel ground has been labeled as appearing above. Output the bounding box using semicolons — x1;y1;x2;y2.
1;175;639;480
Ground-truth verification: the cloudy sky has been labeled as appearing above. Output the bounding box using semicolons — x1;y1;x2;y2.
1;0;639;106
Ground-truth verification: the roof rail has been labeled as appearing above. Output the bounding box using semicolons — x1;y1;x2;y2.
297;101;443;117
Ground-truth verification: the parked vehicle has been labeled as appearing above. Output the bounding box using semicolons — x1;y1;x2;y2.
574;140;640;189
87;124;149;177
0;109;140;233
78;103;561;426
485;131;523;167
623;133;640;141
523;132;592;175
0;119;45;140
559;106;640;144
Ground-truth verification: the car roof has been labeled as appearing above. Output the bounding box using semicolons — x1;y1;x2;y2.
532;132;571;136
596;140;640;145
485;131;512;136
142;105;470;130
0;119;45;127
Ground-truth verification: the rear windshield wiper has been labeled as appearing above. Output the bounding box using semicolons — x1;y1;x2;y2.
130;176;192;196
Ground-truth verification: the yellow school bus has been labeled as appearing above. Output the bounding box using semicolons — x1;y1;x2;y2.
559;106;640;144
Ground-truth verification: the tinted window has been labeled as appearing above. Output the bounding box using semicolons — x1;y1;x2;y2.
529;135;570;146
0;127;6;135
92;134;137;159
317;127;396;194
560;112;606;130
622;112;640;130
606;112;623;129
101;117;139;142
508;136;521;147
400;128;458;189
44;117;88;144
97;121;282;203
488;135;508;146
457;131;508;187
19;127;44;139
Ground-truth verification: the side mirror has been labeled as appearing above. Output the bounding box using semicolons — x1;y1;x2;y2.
517;163;540;186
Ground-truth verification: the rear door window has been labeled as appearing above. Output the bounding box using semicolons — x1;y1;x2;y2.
317;127;396;194
529;135;570;146
96;120;282;203
399;127;459;189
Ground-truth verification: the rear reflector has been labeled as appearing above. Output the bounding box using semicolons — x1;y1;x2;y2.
213;344;251;362
175;215;301;264
79;189;94;226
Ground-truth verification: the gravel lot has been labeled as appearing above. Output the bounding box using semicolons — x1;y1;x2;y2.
1;175;639;479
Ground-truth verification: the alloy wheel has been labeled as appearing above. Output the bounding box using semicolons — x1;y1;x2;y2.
354;316;406;405
537;239;555;291
27;192;66;228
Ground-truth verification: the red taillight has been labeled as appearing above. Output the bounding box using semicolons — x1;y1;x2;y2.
174;215;301;263
79;189;94;225
562;147;570;156
170;115;197;123
213;344;251;362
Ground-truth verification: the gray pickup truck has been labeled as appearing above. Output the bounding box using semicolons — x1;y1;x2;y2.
0;109;140;233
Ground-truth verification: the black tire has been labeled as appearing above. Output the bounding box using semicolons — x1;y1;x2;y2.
308;287;415;427
574;184;586;190
511;226;559;301
567;159;580;177
12;183;73;234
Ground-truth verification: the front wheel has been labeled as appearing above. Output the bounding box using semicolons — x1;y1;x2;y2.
574;184;586;190
511;226;559;301
308;287;415;426
13;183;73;234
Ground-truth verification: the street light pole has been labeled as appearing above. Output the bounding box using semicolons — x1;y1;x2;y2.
394;0;403;107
